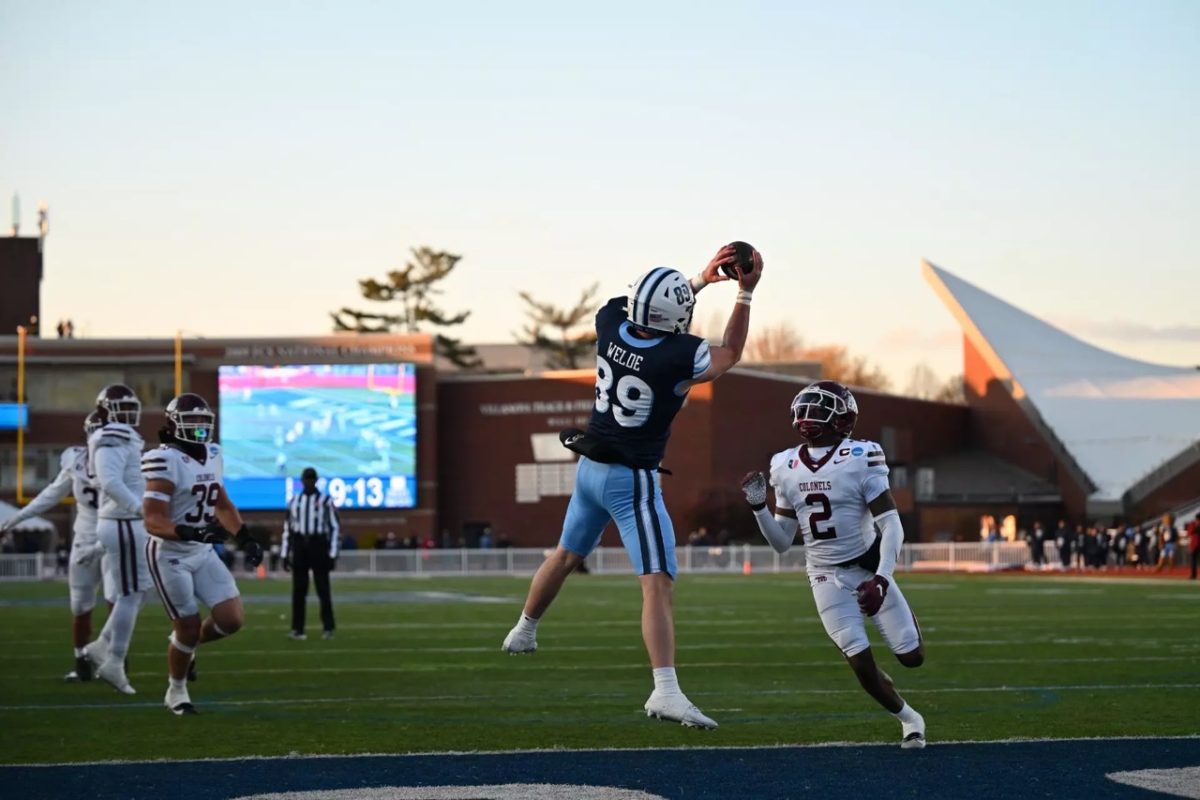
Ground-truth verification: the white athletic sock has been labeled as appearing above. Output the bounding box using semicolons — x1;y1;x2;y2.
652;667;680;694
105;593;143;661
893;702;921;725
74;647;85;658
169;677;186;691
515;613;539;634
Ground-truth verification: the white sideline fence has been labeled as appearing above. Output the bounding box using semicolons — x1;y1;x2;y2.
0;542;1109;581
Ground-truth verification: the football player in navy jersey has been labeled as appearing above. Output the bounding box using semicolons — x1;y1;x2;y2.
503;243;764;729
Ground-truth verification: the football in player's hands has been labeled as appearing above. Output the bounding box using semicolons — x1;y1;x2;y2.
855;575;890;617
721;241;756;280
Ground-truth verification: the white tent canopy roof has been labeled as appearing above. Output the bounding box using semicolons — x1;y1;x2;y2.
924;261;1200;503
0;500;56;533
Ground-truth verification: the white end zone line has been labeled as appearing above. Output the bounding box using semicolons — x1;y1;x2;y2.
4;734;1199;769
2;683;1199;713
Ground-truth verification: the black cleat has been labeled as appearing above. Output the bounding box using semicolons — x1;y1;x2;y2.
170;702;198;716
187;655;197;683
65;655;94;682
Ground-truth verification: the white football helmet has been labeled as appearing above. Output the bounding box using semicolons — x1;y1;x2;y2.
626;267;695;334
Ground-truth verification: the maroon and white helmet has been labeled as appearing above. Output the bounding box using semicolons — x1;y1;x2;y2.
165;393;215;445
83;410;104;437
95;384;141;427
790;380;858;444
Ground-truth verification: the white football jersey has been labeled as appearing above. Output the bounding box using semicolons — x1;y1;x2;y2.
768;438;890;568
141;443;225;552
62;446;99;537
87;423;146;520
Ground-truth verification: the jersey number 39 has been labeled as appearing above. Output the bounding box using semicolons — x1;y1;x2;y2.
595;355;654;428
185;483;220;524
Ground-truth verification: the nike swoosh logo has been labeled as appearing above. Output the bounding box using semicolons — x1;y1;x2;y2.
566;435;583;445
832;458;849;465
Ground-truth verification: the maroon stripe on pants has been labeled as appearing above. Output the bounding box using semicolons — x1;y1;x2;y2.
146;538;182;620
117;525;130;595
126;521;139;593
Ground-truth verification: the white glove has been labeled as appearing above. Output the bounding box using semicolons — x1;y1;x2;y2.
73;542;104;567
741;471;768;510
0;518;19;533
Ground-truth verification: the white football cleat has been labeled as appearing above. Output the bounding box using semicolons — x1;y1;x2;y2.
96;658;136;695
644;690;717;729
83;638;110;669
164;684;197;715
901;711;926;749
501;625;537;654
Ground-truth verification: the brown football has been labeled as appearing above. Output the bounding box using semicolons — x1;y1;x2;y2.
721;241;756;280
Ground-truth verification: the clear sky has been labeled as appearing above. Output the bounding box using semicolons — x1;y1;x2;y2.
2;1;1197;387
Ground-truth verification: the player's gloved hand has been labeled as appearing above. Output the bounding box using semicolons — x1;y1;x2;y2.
855;575;890;617
329;556;337;572
175;522;230;544
740;471;768;510
73;542;104;566
282;555;292;572
236;526;264;568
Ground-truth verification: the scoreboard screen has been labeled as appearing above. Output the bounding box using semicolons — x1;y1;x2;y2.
217;364;417;510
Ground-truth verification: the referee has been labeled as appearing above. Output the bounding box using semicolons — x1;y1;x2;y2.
282;467;340;640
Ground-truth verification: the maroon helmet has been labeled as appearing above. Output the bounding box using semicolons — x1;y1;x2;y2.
95;383;141;426
165;393;215;445
790;380;858;444
83;410;103;437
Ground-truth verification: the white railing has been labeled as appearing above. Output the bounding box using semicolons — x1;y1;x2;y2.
0;542;1075;581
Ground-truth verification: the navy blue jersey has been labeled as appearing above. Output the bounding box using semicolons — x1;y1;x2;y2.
586;297;709;469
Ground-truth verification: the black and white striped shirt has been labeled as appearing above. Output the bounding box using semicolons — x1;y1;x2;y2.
281;492;341;559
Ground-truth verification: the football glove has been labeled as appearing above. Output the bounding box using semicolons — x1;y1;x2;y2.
73;542;104;567
175;522;230;544
855;575;890;617
235;526;264;568
282;555;292;572
740;471;768;510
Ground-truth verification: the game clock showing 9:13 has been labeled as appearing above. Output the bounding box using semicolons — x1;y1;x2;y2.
325;476;385;508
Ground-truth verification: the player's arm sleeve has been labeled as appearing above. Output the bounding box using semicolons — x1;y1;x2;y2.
93;444;142;517
140;449;174;486
11;464;74;520
675;340;713;396
861;447;902;578
326;499;340;558
753;507;799;554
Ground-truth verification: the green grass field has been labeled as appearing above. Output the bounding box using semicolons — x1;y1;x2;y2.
1;572;1197;764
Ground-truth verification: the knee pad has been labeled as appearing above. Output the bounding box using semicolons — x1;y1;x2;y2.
830;624;870;658
69;588;97;617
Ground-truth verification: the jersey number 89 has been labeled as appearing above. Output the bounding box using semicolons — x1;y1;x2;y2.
595;355;654;428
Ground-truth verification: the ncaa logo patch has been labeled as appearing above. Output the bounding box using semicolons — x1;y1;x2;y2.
850;447;864;456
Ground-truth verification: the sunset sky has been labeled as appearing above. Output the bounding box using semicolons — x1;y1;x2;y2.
3;1;1197;387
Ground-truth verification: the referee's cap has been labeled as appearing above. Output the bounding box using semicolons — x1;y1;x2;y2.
301;466;318;481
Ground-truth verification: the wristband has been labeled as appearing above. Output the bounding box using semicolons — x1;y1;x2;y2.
736;288;754;306
688;274;706;294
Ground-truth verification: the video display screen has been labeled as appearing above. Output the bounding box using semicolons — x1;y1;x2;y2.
217;364;417;510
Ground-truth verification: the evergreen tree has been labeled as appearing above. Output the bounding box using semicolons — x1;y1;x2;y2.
331;247;481;368
516;283;600;370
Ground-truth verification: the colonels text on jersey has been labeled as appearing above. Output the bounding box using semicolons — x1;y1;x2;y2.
140;444;225;552
768;439;889;567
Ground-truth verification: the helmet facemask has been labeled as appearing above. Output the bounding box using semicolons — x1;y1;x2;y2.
101;397;141;427
791;384;856;445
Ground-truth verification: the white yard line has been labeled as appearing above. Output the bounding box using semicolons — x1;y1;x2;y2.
2;682;1198;713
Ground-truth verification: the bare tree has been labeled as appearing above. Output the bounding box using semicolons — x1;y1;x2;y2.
934;374;966;404
744;322;806;363
905;362;942;400
801;344;891;391
516;284;601;370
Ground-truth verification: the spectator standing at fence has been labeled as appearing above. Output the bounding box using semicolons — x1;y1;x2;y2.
1055;520;1072;569
281;467;340;641
1028;521;1047;568
1187;513;1200;580
1155;514;1178;572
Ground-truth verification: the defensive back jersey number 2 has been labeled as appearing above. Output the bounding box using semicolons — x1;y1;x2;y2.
595;355;654;428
